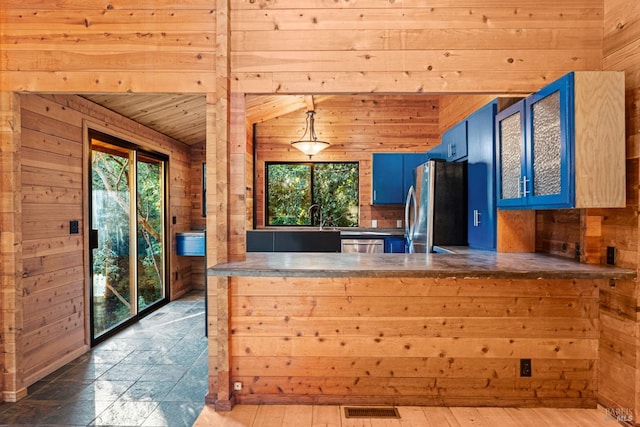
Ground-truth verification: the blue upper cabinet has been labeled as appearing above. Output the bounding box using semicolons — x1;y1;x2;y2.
467;100;497;250
525;74;573;208
440;120;468;162
495;72;625;210
372;153;403;204
495;99;528;209
496;74;572;209
372;152;426;205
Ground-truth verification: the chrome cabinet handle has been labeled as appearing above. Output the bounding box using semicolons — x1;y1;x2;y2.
473;209;481;227
447;143;456;158
522;175;530;197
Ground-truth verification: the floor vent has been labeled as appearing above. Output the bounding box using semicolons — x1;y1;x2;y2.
344;407;400;419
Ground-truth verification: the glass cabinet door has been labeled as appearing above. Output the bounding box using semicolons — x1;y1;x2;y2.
495;73;574;209
525;73;573;208
495;101;526;208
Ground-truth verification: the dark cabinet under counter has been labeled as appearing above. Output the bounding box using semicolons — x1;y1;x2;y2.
247;230;341;253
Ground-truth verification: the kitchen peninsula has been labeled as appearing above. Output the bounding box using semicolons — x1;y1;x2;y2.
209;251;635;409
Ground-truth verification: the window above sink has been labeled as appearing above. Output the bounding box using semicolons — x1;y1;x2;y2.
266;162;359;228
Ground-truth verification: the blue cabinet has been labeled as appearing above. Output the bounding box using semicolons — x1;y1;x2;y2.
384;236;406;253
427;119;468;162
430;123;466;160
467;100;498;250
496;71;626;210
496;73;573;209
372;153;403;204
372;153;426;205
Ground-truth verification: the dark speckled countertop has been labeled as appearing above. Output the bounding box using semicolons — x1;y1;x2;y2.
208;251;636;280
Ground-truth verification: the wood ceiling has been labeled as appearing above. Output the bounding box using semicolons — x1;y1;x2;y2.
83;94;208;146
82;93;335;146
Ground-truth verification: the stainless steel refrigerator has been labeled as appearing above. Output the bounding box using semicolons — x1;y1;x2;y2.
404;160;467;253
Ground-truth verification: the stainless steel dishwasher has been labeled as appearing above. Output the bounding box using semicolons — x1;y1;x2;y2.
340;238;384;253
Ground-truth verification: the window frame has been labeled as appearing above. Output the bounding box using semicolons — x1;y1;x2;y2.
265;161;359;227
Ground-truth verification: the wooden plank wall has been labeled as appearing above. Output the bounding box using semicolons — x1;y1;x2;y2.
190;142;206;291
1;0;636;412
231;0;608;251
207;0;232;408
230;276;600;408
0;0;215;400
230;93;248;262
19;94;87;388
601;0;640;272
0;93;24;402
438;95;498;135
254;95;440;229
0;0;216;93
235;0;605;243
231;0;603;95
18;93;193;387
600;0;640;421
245;119;254;232
536;210;582;260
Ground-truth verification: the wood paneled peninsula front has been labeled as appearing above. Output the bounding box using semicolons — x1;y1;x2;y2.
209;252;635;409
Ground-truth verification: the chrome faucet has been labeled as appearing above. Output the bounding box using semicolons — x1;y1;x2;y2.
308;204;323;230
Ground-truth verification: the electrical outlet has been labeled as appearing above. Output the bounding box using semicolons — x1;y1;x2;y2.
233;381;243;391
607;246;616;265
520;359;532;377
69;220;79;235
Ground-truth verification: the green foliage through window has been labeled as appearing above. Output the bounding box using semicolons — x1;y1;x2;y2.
266;162;359;227
90;133;166;340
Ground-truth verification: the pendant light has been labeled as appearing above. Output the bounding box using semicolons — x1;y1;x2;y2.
291;110;330;158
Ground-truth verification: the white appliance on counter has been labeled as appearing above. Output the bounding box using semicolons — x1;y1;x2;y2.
404;159;468;253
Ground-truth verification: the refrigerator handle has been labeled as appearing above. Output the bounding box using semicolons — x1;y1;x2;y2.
404;185;416;244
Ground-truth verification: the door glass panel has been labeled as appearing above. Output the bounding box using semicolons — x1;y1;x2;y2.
531;91;562;196
137;153;165;311
91;142;135;338
90;132;167;344
499;112;522;199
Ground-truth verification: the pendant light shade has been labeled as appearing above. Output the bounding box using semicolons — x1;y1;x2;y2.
291;111;330;158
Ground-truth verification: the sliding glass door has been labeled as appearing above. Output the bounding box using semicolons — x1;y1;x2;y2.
89;131;167;344
136;153;165;311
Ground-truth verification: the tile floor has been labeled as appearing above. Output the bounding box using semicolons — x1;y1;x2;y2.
0;291;208;427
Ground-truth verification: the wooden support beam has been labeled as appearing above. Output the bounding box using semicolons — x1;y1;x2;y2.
0;92;26;402
207;0;234;413
304;95;315;112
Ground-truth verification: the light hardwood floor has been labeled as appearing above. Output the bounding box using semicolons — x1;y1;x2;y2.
194;404;628;426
